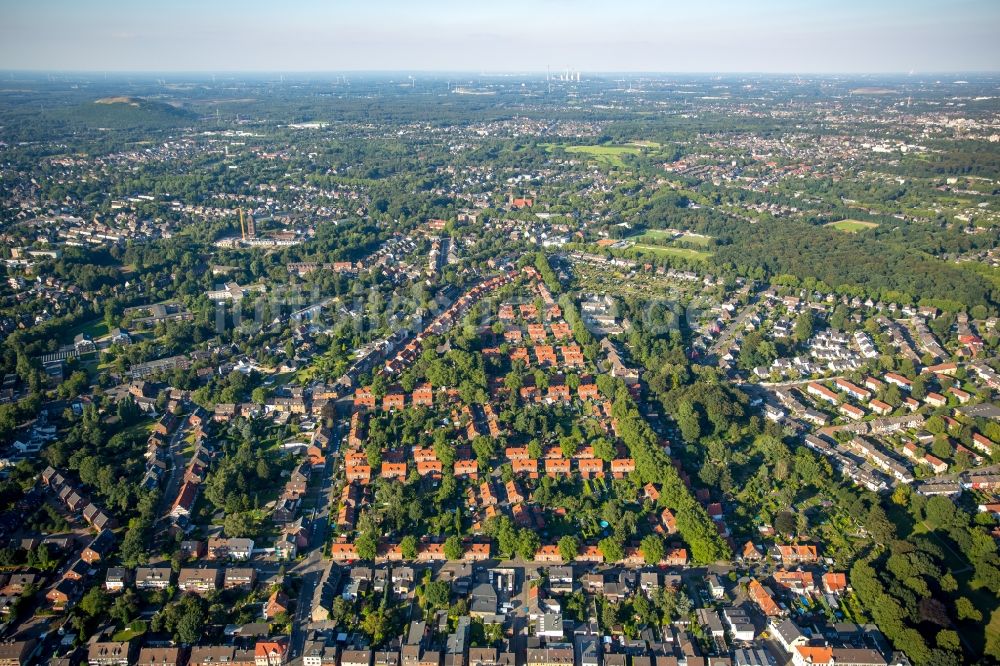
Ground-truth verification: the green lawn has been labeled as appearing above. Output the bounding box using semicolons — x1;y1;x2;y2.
826;219;879;233
541;143;642;168
112;622;147;642
631;244;712;261
63;318;109;344
637;229;714;246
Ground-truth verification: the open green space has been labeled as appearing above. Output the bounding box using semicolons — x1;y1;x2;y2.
541;143;643;167
630;244;712;261
826;219;879;233
637;229;714;246
63;317;108;344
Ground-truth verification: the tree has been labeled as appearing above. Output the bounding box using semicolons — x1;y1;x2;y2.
78;586;109;619
926;415;946;435
444;535;464;561
175;599;206;644
774;511;796;537
675;400;701;442
494;516;518;557
361;607;390;644
891;484;911;507
559;436;580;459
794;310;814;343
598;537;624;563
471;436;496;468
400;535;418;560
516;530;540;561
356;533;378;561
936;630;960;652
527;440;543;460
640;534;665;565
116;396;141;425
110;590;139;626
593;437;615;462
423;580;451;610
120;526;148;566
558;535;579;562
955;596;982;621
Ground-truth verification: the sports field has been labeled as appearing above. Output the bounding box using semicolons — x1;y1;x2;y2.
826;219;879;232
542;143;642;167
631;244;711;261
637;229;713;246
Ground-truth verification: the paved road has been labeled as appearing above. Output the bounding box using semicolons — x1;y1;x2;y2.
156;413;191;522
707;298;759;359
287;416;344;663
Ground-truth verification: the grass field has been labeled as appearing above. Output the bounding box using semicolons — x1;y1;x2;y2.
637;229;714;246
631;244;712;261
826;219;879;233
63;318;108;344
542;143;642;167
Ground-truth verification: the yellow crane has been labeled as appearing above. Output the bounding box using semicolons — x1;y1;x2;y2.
238;207;246;241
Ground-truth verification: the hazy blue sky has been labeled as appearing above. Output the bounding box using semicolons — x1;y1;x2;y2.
1;0;998;73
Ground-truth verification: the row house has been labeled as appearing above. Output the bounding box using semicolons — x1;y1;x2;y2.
511;459;539;477
505;480;525;504
417;460;444;478
561;345;585;367
547;384;570;402
178;567;221;594
135;647;187;666
207;537;254;561
88;641;136;666
135;565;173;590
884;372;912;390
578;458;604;479
383;389;406;411
806;382;839;405
223;567;256;591
82;529;116;564
454;459;479;480
545;459;571;477
611;458;636;478
348;412;367;448
170;481;199;520
748;578;782;617
972;433;997;456
189;647;255;666
551;322;572;339
413;384;434;407
869;399;893;416
510;347;530;365
834;378;871;402
772;570;817;595
535;346;558;367
776;544;819;567
354;387;376;410
381;462;408;481
839;403;865;420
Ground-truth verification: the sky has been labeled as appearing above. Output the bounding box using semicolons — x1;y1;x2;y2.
1;0;998;73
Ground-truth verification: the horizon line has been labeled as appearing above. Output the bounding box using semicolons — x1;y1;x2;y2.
2;68;1000;77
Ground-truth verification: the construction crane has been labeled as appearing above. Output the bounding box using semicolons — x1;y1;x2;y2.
238;207;247;241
